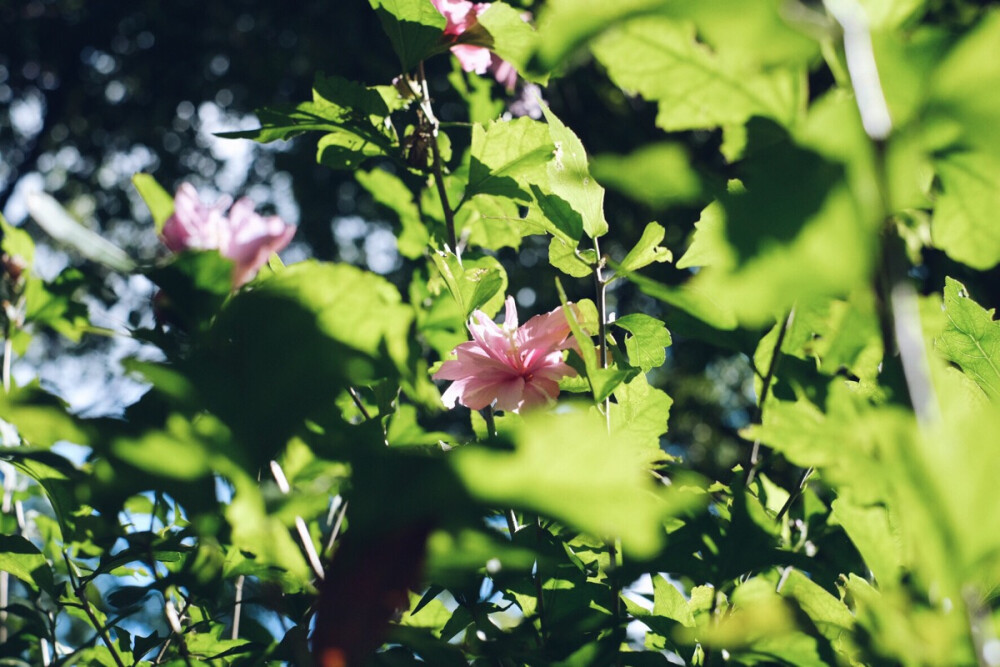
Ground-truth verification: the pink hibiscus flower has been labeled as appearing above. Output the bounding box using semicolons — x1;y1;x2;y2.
431;0;519;90
161;183;296;287
434;296;579;413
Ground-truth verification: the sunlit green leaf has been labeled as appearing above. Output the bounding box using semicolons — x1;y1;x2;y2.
368;0;448;71
540;104;608;238
0;535;55;594
614;222;672;277
591;17;803;133
465;118;554;203
451;407;693;558
932;151;1000;270
613;313;672;372
935;277;1000;399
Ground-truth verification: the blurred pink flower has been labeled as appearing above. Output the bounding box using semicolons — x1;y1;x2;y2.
431;0;519;90
161;183;296;286
434;296;578;413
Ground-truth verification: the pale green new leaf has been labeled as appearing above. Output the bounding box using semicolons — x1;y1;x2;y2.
430;253;508;318
830;497;902;586
532;0;816;72
653;575;695;627
935;277;1000;399
548;236;592;278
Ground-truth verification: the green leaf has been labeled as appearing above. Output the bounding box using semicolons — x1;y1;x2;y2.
613;313;672;372
146;250;234;332
451;407;690;558
369;0;448;71
317;128;389;170
192;262;414;466
0;384;93;447
131;173;174;233
614;222;672;277
548;236;592;278
776;568;854;641
1;213;35;266
218;103;347;143
111;414;235;480
460;194;528;251
532;0;816;73
931;151;1000;270
476;2;545;84
540;104;608;238
625;271;738;331
313;72;392;119
26;192;136;272
653;575;695;627
928;12;1000;155
609;374;673;456
935;277;1000;399
0;534;55;594
676;119;873;326
591;143;702;208
591;17;802;133
465;118;554;202
356;168;428;259
430;253;508;318
830;497;902;586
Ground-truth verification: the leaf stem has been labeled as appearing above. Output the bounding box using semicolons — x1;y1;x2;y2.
417;61;459;255
746;308;795;486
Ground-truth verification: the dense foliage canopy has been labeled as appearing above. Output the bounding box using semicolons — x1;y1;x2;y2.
4;0;1000;665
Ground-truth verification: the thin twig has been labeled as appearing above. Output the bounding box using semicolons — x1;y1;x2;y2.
323;498;348;557
775;466;814;523
270;459;325;580
417;61;458;255
62;553;127;667
347;386;372;421
591;237;622;650
534;515;547;648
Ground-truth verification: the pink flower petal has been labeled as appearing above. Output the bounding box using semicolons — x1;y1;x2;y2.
160;184;296;287
433;296;580;413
